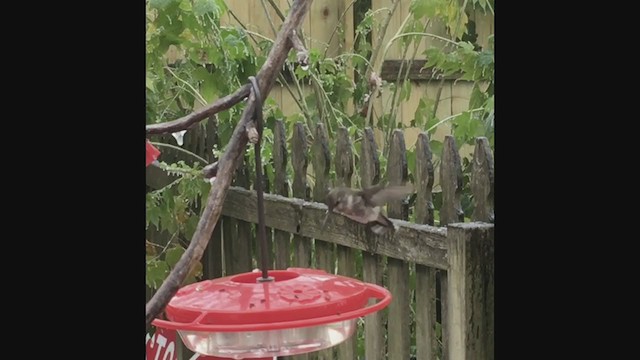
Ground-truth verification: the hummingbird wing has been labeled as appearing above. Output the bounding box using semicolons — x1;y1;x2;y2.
361;185;413;206
337;205;381;224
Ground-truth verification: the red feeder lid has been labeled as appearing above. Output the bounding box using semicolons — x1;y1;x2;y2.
153;268;391;332
146;140;161;167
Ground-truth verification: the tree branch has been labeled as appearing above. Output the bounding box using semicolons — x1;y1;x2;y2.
145;0;314;327
146;84;251;135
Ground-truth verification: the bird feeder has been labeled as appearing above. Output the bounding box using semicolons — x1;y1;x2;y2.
152;268;391;359
149;78;392;359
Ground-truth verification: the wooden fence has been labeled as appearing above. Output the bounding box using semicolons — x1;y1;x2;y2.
147;117;494;360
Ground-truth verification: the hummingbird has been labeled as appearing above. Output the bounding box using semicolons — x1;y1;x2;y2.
322;184;413;235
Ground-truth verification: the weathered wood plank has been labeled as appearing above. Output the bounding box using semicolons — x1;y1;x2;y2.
222;215;237;276
474;8;494;50
312;123;334;272
260;161;275;271
202;222;223;279
415;133;435;225
361;127;385;360
234;157;253;274
340;0;355;116
292;122;312;268
471;137;494;223
311;124;335;360
438;135;464;360
222;187;449;268
310;0;341;57
273;120;291;270
414;132;436;360
361;128;381;189
218;115;236;276
446;222;494;360
439;273;449;360
362;250;384;359
203;116;223;279
416;265;436;360
440;135;464;226
335;127;353;189
334;127;357;360
387;130;411;360
290;122;308;360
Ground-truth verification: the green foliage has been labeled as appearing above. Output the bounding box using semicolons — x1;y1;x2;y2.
146;160;208;287
146;0;249;288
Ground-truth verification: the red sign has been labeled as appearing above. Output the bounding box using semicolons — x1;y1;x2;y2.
146;328;221;360
146;327;178;360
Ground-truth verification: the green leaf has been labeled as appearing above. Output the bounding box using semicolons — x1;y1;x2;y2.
146;75;156;92
149;0;174;10
165;245;185;268
349;125;359;138
199;180;211;201
200;73;217;104
469;84;487;110
356;10;374;34
410;0;427;19
426;114;441;134
147;206;161;230
406;148;417;177
429;140;443;157
400;80;412;102
178;0;192;11
453;111;471;143
192;66;210;82
146;259;169;289
477;50;494;67
320;58;337;74
193;0;219;17
458;41;474;51
295;65;309;79
413;98;432;128
218;120;233;145
185;212;200;239
146;193;161;228
410;0;440;19
446;3;469;39
484;95;494;113
424;47;445;68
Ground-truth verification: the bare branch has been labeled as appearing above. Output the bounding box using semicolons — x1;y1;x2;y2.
267;0;286;22
145;0;314;327
146;84;251;135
